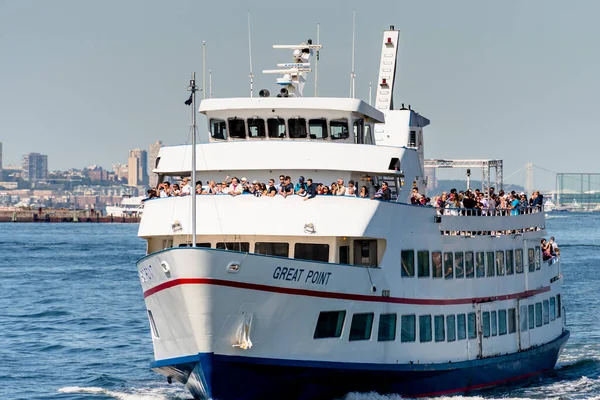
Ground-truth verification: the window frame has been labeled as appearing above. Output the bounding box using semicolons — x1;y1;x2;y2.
401;250;415;277
330;118;350;140
417;250;430;278
255;242;289;257
446;315;456;342
432;251;442;278
455;251;465;278
349;313;374;341
288;118;308;138
434;315;445;342
515;248;524;274
210;118;227;140
419;315;432;343
313;310;346;339
216;242;250;252
308;118;328;139
295;243;330;263
506;249;514;275
267;117;286;138
444;252;454;279
401;314;416;342
227;117;246;139
247;117;266;138
476;252;485;278
377;313;397;342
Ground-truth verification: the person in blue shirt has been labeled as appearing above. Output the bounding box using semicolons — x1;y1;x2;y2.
304;178;317;201
294;176;307;193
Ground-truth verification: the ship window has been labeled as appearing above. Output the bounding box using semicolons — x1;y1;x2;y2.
528;304;535;329
486;252;495;277
520;305;528;332
498;310;507;335
417;251;430;277
228;118;246;139
535;303;543;327
267;118;286;138
432;251;442;278
550;297;556;321
515;249;524;274
354;119;364;144
353;240;378;267
210;118;227;140
247;118;266;138
491;311;497;336
557;295;561;318
408;130;417;147
255;242;289;257
419;315;432;342
528;248;535;272
147;310;160;339
465;252;474;278
216;242;250;252
339;245;350;264
377;313;397;342
314;311;346;339
349;313;374;341
535;246;541;270
455;252;464;278
508;308;516;333
178;242;211;248
288;118;307;138
434;315;445;342
543;300;549;325
457;314;466;340
467;312;477;339
330;119;349;140
295;243;329;262
496;251;505;276
401;250;414;277
364;124;373;144
506;250;514;275
476;252;485;277
400;315;416;342
308;118;328;139
444;252;453;279
482;311;490;338
446;315;456;342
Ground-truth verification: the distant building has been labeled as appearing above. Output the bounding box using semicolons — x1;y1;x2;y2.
148;140;163;188
127;148;148;187
22;153;48;182
112;163;128;181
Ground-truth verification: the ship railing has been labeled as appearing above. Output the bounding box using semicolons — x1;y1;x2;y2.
437;206;543;217
438;206;545;236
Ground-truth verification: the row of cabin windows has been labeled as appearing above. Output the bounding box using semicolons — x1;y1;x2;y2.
179;240;380;266
314;295;561;342
210;117;373;143
400;247;542;279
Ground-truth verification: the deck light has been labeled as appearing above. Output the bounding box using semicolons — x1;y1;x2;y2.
387;37;392;44
381;78;387;85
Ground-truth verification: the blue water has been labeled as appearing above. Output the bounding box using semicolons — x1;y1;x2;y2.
0;215;598;400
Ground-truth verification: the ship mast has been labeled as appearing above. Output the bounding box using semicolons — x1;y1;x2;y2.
187;73;199;247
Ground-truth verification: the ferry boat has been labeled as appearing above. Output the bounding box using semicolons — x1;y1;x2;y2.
136;26;569;400
105;195;144;217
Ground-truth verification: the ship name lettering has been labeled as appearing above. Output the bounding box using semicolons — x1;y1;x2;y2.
305;270;332;285
272;266;305;282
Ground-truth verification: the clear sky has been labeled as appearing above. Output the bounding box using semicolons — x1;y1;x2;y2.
1;0;599;190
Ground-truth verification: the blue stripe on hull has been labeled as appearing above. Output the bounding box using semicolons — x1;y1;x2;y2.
152;331;569;400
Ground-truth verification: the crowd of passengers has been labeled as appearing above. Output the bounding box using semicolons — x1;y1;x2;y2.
146;175;395;201
410;186;545;215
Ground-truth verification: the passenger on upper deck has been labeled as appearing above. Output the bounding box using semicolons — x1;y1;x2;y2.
359;186;369;198
279;176;294;198
304;178;317;201
373;182;391;201
228;177;243;196
335;179;346;196
266;179;277;197
346;180;356;197
181;178;192;195
410;187;421;205
294;176;306;193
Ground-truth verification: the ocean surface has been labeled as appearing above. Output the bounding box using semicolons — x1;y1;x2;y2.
0;214;598;400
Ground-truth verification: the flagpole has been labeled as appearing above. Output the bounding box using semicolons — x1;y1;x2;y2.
187;73;198;247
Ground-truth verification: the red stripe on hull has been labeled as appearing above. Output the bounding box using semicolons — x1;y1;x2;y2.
143;277;550;304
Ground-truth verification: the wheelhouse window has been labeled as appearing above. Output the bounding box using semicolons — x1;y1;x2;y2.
349;313;374;341
217;242;249;252
308;118;328;139
295;243;329;263
247;118;266;138
515;249;524;274
401;250;415;277
288;118;307;138
444;252;453;279
408;130;417;147
401;315;416;342
314;311;346;339
419;315;432;342
330;119;349;140
354;119;364;144
255;242;289;257
210;119;227;140
364;124;373;144
378;313;397;342
476;252;485;277
353;240;378;267
417;250;430;277
432;251;442;278
228;117;246;139
267;118;286;138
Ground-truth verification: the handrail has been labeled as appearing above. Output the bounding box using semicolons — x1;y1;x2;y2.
438;206;543;217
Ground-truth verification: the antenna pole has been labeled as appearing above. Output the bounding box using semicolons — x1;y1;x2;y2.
209;70;212;98
369;81;372;105
315;23;320;97
202;42;206;99
188;73;198;247
350;10;356;98
247;11;254;98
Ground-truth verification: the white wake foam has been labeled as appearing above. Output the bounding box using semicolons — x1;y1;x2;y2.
58;386;188;399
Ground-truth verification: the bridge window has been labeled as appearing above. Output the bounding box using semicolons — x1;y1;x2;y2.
349;313;374;341
498;310;507;335
401;315;416;342
455;252;464;278
506;250;514;275
457;314;466;340
308;118;328;139
432;251;442;278
314;311;346;339
515;249;524;274
520;305;528;332
476;252;485;277
408;130;417;147
496;251;505;276
543;300;549;325
486;252;495;277
267;118;286;138
446;315;456;342
354;119;364;144
434;315;445;342
354;240;378;267
217;242;249;252
419;315;432;342
255;242;289;257
401;250;414;277
295;243;329;263
331;118;349;140
288;118;307;138
528;304;535;329
364;124;373;144
417;251;430;277
377;313;397;342
247;118;266;138
550;297;556;321
228;118;246;139
467;312;477;339
444;252;453;279
528;248;535;272
210;119;227;140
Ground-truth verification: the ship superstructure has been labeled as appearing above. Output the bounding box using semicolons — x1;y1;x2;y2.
136;26;568;400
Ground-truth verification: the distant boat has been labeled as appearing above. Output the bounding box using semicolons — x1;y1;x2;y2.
105;195;144;217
